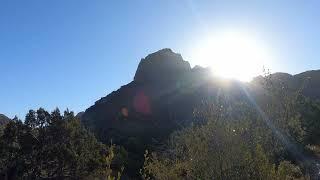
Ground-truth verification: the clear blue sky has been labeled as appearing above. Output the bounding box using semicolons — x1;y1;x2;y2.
1;0;320;118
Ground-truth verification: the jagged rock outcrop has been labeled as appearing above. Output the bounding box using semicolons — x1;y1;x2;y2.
0;114;10;135
134;48;191;83
76;111;84;119
82;49;203;138
0;114;10;126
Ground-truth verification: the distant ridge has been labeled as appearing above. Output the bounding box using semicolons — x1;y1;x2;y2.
252;70;320;100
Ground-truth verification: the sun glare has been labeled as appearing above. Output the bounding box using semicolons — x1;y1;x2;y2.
191;30;272;81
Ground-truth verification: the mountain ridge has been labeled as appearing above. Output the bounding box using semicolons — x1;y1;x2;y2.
82;49;320;131
84;49;320;121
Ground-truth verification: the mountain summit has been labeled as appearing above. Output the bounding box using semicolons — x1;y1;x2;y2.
0;114;10;134
134;48;191;83
0;114;10;126
82;49;198;134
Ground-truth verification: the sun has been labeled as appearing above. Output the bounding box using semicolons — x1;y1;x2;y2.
190;30;272;81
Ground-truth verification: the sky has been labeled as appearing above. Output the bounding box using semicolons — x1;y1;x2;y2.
1;0;320;119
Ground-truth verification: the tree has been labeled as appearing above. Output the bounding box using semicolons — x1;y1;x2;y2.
0;108;122;179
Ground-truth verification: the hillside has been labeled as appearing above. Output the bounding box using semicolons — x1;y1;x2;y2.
82;49;320;145
295;70;320;100
81;49;247;176
252;70;320;100
80;49;320;178
82;49;244;143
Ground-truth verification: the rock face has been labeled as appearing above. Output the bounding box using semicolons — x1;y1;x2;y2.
0;114;10;134
82;49;201;140
0;114;10;126
134;48;191;83
76;111;84;119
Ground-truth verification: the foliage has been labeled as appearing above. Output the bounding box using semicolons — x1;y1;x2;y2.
277;161;305;180
141;108;307;179
140;71;316;179
0;108;122;179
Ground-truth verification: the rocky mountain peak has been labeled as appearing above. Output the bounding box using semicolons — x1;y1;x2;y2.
0;114;10;126
134;48;191;83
